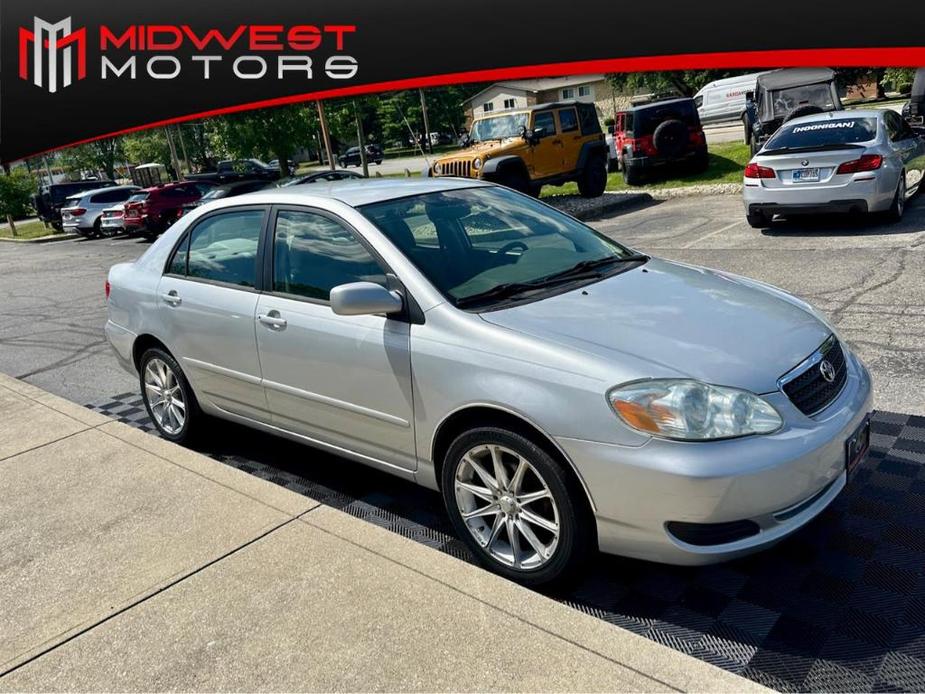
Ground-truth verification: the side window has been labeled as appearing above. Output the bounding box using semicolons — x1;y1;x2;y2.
578;104;600;135
186;209;264;287
273;209;387;301
167;233;190;275
532;111;556;137
558;108;578;133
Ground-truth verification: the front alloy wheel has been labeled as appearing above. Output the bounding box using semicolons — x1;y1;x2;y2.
454;444;560;570
442;428;592;586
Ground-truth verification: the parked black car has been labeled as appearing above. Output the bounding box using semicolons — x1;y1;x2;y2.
613;97;709;185
184;158;282;185
744;68;843;154
175;179;272;219
279;170;365;186
902;68;925;135
33;179;115;229
338;145;383;167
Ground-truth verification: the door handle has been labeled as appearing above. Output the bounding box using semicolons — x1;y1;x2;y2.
258;312;288;330
552;139;563;145
161;291;181;306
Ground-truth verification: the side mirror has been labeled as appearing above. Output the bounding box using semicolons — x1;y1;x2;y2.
525;126;545;144
330;282;403;317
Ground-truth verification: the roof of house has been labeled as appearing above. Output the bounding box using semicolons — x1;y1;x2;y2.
464;75;607;105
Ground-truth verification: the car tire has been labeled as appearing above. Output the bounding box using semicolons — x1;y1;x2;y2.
92;219;103;238
746;210;770;229
441;427;593;587
500;168;531;195
886;175;907;222
577;155;608;198
139;347;201;445
743;116;752;146
690;151;709;174
622;160;643;186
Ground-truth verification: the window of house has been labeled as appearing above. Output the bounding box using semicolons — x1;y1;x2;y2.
561;88;575;99
482;102;494;113
578;85;592;97
503;98;515;109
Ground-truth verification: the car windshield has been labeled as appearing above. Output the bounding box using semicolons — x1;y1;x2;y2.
199;188;230;201
764;117;878;151
469;113;529;142
767;83;836;118
359;186;643;309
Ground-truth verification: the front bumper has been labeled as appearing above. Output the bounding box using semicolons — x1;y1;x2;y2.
556;349;873;565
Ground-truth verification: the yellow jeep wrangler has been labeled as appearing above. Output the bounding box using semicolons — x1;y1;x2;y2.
427;101;609;197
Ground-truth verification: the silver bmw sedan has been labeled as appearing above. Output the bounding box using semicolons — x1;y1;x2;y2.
743;109;925;228
105;179;872;585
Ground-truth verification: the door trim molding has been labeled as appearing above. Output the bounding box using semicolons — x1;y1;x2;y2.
263;378;411;428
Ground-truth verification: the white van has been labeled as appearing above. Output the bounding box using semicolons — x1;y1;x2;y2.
694;72;770;126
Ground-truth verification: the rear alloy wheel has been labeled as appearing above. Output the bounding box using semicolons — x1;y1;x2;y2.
577;155;608;198
140;347;200;444
442;428;591;586
886;175;906;222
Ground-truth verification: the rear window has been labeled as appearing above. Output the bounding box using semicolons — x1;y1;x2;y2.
765;117;878;151
127;193;149;203
633;101;699;135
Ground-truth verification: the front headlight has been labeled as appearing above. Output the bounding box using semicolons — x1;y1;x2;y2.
433;162;442;175
472;157;482;170
608;379;782;441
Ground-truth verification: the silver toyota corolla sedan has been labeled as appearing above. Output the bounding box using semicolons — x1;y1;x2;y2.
743;109;925;228
105;179;873;585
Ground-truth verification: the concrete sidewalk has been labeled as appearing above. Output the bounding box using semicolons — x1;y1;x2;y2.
0;373;765;692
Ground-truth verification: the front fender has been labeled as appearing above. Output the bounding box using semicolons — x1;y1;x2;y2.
482;155;526;176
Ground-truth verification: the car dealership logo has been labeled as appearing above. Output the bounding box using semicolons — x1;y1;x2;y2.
819;360;836;383
19;17;87;93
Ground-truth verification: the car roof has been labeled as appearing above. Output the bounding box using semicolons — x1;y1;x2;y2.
208;177;489;209
783;109;884;128
625;97;694;112
67;184;137;199
756;68;835;90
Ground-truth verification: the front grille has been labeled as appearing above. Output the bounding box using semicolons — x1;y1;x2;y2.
781;336;848;416
436;160;472;178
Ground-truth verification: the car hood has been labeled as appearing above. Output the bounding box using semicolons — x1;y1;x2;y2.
479;258;831;394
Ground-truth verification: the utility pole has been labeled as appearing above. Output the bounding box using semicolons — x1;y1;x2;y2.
164;126;181;180
176;125;191;173
316;101;336;171
354;100;369;178
419;88;433;154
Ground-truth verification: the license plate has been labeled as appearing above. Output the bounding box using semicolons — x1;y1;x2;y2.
793;168;820;182
846;416;871;476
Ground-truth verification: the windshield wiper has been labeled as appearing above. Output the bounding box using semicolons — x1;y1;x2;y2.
454;254;648;309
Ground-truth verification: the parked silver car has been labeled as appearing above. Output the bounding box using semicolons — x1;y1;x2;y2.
105;179;872;585
62;185;140;238
743;109;925;228
99;204;126;237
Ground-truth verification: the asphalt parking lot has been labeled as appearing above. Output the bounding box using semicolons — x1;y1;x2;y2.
2;193;925;691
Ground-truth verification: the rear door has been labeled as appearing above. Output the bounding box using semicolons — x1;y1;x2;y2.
556;107;582;170
156;206;270;420
254;206;416;470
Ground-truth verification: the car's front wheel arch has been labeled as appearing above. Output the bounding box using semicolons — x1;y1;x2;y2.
431;405;596;518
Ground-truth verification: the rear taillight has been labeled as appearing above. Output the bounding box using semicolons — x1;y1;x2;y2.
837;154;883;174
105;279;111;300
689;129;706;145
71;207;87;216
627;136;657;157
744;162;776;179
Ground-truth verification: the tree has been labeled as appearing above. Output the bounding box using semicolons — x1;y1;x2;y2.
207;104;316;174
608;70;752;98
123;129;173;169
58;139;124;180
0;168;37;236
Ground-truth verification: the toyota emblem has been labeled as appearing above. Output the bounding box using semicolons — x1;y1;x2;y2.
801;159;810;167
819;360;836;383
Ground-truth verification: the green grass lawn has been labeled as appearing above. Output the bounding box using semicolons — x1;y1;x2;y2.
542;141;750;198
0;219;59;240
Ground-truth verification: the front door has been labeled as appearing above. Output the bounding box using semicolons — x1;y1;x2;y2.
157;206;269;420
529;109;561;179
254;207;416;470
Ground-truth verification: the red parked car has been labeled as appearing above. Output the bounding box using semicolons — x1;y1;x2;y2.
123;182;212;239
610;97;709;185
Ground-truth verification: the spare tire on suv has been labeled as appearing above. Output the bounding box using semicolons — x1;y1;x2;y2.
652;119;689;159
785;104;825;122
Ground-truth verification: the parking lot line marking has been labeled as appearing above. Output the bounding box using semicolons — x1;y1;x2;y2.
682;220;741;249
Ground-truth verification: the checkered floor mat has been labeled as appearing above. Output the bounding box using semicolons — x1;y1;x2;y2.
88;395;925;692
